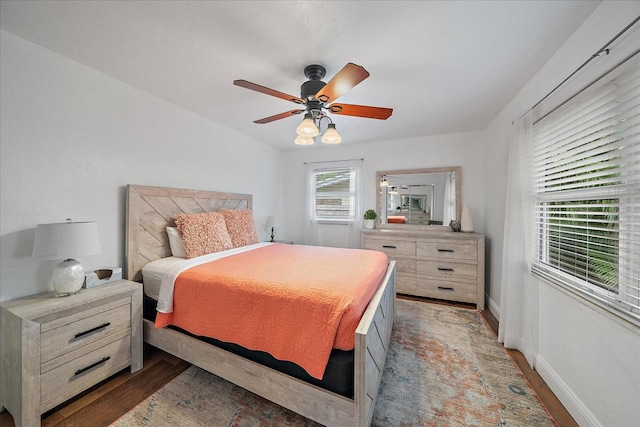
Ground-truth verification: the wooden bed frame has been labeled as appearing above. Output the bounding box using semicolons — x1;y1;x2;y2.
125;184;396;426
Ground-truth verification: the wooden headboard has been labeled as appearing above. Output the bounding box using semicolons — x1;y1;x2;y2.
125;184;253;282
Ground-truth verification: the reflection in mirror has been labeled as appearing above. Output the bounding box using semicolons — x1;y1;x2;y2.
376;167;461;227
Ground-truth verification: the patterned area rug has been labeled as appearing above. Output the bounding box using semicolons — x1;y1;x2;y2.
111;299;556;426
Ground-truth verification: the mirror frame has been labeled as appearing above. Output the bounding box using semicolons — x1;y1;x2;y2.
376;167;462;229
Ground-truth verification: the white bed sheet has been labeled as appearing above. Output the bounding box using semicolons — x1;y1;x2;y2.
142;242;271;313
142;256;185;301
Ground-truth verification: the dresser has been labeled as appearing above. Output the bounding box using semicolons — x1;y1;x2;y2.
0;280;143;427
363;229;485;310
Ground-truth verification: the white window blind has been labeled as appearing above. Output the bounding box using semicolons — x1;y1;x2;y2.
313;167;357;220
531;58;640;324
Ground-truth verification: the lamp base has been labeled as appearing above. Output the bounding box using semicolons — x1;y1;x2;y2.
51;259;85;297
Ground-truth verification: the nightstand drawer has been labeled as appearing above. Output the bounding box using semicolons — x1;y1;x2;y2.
40;333;131;406
41;297;131;363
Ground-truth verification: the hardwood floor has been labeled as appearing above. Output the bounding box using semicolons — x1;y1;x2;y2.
0;299;578;427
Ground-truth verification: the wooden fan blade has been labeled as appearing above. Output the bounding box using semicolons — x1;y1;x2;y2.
314;63;370;104
234;80;305;104
254;109;305;124
328;103;393;120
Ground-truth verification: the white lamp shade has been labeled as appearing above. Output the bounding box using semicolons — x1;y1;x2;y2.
296;114;319;137
265;216;280;228
33;221;101;296
321;123;342;144
294;135;315;145
33;221;101;260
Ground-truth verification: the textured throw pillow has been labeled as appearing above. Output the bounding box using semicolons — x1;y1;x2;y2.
220;209;260;248
174;212;233;258
166;227;188;258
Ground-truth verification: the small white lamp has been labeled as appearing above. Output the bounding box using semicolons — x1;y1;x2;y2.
265;216;280;243
32;219;101;296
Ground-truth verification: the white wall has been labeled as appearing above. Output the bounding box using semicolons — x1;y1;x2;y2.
0;31;283;302
281;131;485;247
482;2;640;426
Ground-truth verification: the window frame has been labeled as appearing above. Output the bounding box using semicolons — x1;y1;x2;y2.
530;58;640;326
312;166;358;222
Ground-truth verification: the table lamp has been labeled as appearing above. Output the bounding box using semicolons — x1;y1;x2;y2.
265;216;280;243
32;219;101;296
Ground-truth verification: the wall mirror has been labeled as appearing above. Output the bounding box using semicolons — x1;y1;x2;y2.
376;167;461;228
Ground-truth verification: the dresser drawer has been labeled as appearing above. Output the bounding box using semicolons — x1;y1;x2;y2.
396;274;417;294
364;237;416;257
41;297;131;363
415;278;477;303
395;258;416;275
417;260;478;280
40;332;131;406
416;240;477;261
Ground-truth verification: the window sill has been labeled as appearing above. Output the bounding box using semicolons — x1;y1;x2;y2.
316;219;352;225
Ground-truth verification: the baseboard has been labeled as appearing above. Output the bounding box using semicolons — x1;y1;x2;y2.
487;295;500;322
535;354;602;427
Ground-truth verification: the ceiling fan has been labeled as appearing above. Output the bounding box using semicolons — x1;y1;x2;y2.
233;63;393;145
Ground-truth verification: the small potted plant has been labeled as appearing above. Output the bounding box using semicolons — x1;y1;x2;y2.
363;209;377;229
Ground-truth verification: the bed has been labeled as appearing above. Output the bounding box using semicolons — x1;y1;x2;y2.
125;184;396;426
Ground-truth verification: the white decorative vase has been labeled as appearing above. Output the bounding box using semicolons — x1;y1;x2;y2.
461;204;474;232
364;219;376;229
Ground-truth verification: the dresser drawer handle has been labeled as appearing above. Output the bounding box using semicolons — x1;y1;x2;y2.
75;322;111;339
438;286;455;291
74;356;110;376
438;267;454;272
438;249;454;253
382;245;397;249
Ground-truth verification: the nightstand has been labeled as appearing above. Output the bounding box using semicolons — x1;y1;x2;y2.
0;279;143;427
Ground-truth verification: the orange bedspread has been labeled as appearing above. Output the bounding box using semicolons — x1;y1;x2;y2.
155;244;388;379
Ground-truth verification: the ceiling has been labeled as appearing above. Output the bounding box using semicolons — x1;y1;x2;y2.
0;1;601;151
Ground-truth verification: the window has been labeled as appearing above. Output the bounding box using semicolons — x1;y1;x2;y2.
313;167;357;220
531;60;640;324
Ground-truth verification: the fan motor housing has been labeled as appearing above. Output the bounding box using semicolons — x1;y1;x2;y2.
301;80;326;102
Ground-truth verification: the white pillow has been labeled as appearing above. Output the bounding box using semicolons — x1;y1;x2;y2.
166;227;188;258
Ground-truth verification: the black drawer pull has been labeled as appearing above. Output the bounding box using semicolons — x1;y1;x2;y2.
74;356;110;376
438;267;454;272
382;245;397;249
438;286;455;291
438;249;454;253
75;322;111;338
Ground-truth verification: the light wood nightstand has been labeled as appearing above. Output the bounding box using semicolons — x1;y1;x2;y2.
0;279;143;427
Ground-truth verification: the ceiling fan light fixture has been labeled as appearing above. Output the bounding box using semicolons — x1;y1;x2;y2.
321;123;342;144
234;63;392;147
294;135;315;145
296;113;319;137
